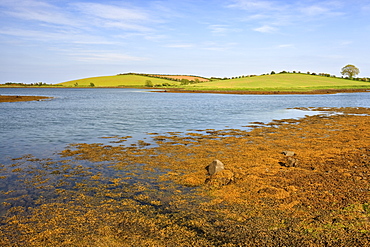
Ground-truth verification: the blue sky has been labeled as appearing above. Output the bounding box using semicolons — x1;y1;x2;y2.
0;0;369;83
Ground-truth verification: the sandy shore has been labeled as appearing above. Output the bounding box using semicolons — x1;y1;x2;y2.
0;95;52;102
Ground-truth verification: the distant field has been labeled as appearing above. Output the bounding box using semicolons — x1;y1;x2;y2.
183;73;370;91
57;74;179;87
152;75;210;82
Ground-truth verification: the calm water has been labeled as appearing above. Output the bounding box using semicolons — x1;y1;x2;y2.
0;88;369;162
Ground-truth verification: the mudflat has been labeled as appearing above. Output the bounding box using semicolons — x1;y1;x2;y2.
1;107;369;246
0;95;52;102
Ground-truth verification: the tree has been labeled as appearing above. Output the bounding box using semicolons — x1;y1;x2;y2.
145;80;153;87
180;79;190;85
341;64;360;79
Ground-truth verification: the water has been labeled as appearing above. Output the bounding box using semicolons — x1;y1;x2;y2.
0;88;369;161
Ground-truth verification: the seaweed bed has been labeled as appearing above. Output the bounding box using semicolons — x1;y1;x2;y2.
0;95;52;103
0;107;369;246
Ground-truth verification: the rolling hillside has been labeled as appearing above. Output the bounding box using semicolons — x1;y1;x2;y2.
57;73;370;92
183;73;370;91
57;74;179;87
151;75;210;82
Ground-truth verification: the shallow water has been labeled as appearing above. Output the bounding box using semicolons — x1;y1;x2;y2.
1;89;369;246
0;88;369;161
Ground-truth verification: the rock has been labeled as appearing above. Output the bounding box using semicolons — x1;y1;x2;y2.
207;159;225;175
286;157;299;167
282;151;295;156
279;152;298;167
279;157;299;167
205;170;234;187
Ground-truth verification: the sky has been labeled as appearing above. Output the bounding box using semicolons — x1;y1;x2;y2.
0;0;369;84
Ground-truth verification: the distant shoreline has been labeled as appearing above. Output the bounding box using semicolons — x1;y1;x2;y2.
1;87;369;96
156;88;370;95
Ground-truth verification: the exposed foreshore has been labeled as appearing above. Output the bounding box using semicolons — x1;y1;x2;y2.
1;107;369;246
0;95;52;102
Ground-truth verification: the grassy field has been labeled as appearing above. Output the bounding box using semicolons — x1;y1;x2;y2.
183;73;370;91
57;74;180;87
56;73;370;92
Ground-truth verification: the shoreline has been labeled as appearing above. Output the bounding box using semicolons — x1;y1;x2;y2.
1;86;370;95
1;107;369;246
156;88;370;95
0;95;52;103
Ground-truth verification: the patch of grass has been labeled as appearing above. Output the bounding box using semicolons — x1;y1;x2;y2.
183;73;370;91
57;74;180;87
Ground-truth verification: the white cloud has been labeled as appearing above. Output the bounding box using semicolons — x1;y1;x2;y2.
0;0;159;33
74;3;149;21
227;0;276;11
339;41;353;46
0;28;115;45
301;5;329;16
277;44;295;48
209;25;230;35
72;2;156;32
69;52;147;62
298;3;344;17
228;0;347;33
202;42;237;51
253;25;277;33
166;44;194;48
362;4;370;11
0;0;79;27
101;21;153;32
277;44;295;49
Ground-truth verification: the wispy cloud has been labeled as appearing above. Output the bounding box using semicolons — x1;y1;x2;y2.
339;40;353;46
0;0;79;27
277;44;295;48
166;44;194;48
362;4;370;11
75;53;146;62
72;2;154;32
202;42;237;51
208;24;242;36
0;0;160;37
228;0;346;33
227;0;277;11
298;3;344;17
74;3;148;21
253;25;277;33
0;28;115;45
67;50;147;62
209;25;230;35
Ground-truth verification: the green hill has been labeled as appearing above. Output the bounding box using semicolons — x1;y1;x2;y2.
183;73;370;91
57;74;179;87
57;73;370;92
